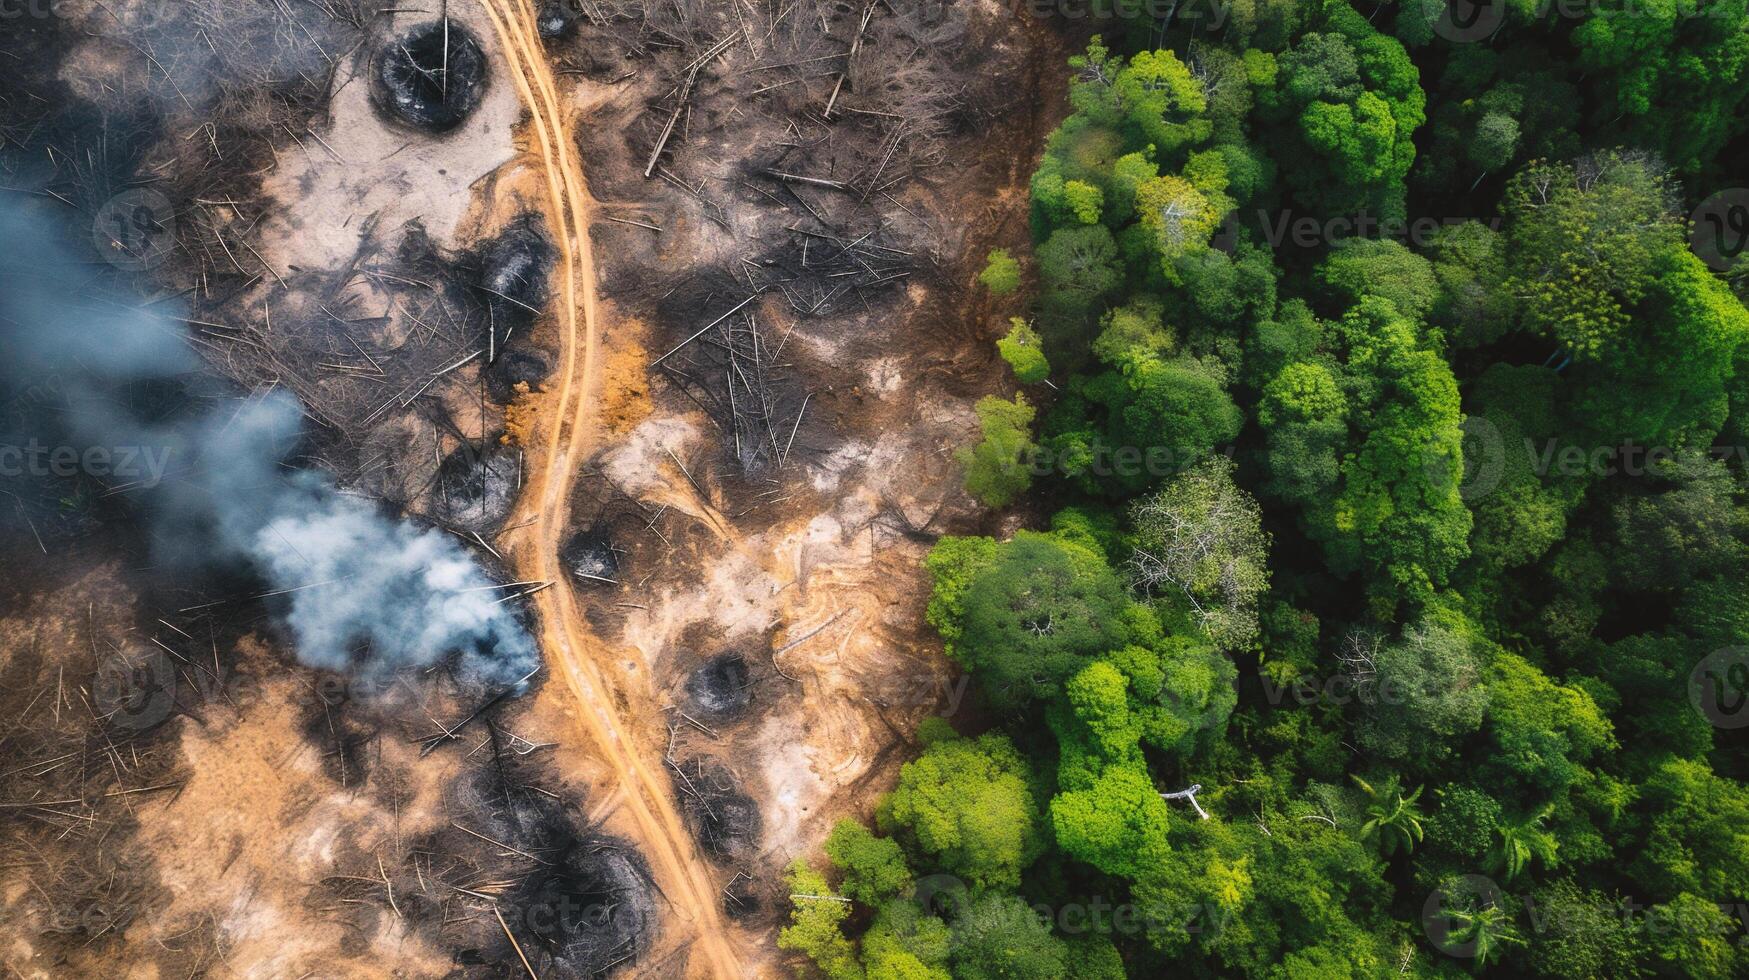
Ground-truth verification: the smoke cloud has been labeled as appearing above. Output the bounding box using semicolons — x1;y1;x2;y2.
0;206;538;687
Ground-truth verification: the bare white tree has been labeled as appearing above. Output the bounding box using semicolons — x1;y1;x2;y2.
1128;456;1269;649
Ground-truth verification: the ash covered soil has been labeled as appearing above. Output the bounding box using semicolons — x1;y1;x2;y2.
0;1;1064;977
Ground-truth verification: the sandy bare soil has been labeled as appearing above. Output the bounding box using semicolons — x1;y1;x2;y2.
476;0;743;973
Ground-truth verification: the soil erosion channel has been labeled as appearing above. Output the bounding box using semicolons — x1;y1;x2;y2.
475;1;743;975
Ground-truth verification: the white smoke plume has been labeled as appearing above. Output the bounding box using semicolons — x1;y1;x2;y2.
0;207;537;687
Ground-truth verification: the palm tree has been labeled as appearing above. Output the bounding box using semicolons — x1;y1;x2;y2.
1490;804;1559;881
1446;900;1525;967
1350;775;1425;856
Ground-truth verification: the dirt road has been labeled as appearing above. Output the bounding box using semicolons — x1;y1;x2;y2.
474;1;745;975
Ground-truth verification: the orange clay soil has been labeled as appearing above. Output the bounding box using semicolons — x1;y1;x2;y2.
473;0;745;976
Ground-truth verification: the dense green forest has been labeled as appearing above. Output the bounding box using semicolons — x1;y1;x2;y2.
782;1;1749;976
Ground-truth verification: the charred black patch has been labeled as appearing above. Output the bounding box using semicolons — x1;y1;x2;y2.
561;524;621;586
646;277;810;478
432;439;520;533
484;346;554;403
374;20;488;133
669;756;761;862
514;838;656;976
0;98;164;217
476;219;554;354
299;675;379;788
683;652;752;722
722;871;766;922
648;267;745;333
537;1;580;40
115;376;200;427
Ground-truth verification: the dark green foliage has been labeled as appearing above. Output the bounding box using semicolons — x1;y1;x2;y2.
948;895;1066;980
1460;364;1584;574
1630;757;1749;901
1257;296;1471;611
1037;225;1121;314
1573;0;1749;176
1261;4;1425;220
1426;220;1512;349
1503;153;1680;361
1314;237;1437;321
1425;786;1504;868
870;12;1749;980
950;532;1133;709
1354;612;1487;765
1481;651;1615;795
1042;351;1243;499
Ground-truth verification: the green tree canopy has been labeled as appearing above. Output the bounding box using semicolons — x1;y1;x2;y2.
958;394;1036;508
978;248;1022;296
947;894;1066;980
878;728;1045;891
948;531;1133;708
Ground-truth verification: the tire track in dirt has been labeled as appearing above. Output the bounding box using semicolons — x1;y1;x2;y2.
474;2;744;975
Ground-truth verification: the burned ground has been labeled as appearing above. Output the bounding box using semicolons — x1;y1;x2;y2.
474;216;556;355
431;437;523;533
514;837;658;975
537;1;583;41
373;20;491;133
669;755;763;863
484;345;557;403
682;651;755;723
534;8;1066;965
563;523;625;586
1;0;1065;975
1;5;561;975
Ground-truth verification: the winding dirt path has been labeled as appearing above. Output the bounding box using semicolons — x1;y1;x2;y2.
475;2;744;975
